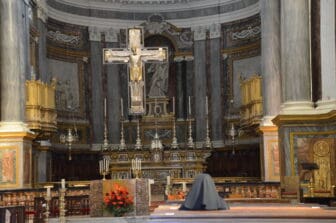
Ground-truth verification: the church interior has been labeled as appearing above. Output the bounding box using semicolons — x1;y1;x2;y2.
0;0;336;222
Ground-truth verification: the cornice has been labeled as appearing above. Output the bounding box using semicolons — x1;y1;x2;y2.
272;110;336;127
47;0;260;29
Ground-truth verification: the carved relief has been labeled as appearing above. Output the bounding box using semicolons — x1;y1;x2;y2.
313;140;331;191
0;149;16;184
146;63;169;97
232;26;261;40
47;30;81;46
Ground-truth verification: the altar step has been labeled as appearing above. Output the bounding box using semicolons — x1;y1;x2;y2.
150;202;336;223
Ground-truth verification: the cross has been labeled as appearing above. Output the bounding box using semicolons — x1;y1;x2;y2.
103;27;168;115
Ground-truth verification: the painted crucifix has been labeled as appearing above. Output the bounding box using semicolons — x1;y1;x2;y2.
103;27;168;115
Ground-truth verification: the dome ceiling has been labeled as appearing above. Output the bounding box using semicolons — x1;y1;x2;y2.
46;0;260;28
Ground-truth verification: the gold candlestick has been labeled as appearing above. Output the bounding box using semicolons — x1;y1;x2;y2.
204;116;212;149
135;119;142;150
59;188;67;223
99;158;110;180
187;117;194;149
119;117;126;150
171;116;178;149
44;186;52;223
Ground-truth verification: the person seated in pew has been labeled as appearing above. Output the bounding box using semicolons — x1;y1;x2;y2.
180;173;230;210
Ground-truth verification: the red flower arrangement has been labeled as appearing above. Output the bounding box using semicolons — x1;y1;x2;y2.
103;183;134;217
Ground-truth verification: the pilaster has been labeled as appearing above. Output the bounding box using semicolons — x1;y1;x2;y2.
316;0;336;112
89;26;104;143
192;26;207;143
280;0;314;114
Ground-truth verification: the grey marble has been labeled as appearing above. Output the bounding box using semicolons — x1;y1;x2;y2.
185;60;194;119
278;124;336;177
38;19;48;82
281;0;311;102
320;0;336;100
233;56;261;109
47;0;258;21
193;40;206;142
260;0;281;116
175;61;184;119
209;38;223;141
37;150;49;182
106;42;121;144
23;1;30;81
0;0;27;122
91;41;104;143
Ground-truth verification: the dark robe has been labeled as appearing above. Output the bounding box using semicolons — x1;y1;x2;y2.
180;173;229;210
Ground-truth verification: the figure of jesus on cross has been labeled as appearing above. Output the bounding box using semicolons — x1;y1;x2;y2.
103;27;168;115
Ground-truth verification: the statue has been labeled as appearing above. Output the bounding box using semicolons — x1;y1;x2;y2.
148;63;168;97
103;27;168;115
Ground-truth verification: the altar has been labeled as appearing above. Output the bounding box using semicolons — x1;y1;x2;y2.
102;97;212;197
90;179;150;217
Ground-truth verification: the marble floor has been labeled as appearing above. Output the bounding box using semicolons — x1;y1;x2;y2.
49;202;336;223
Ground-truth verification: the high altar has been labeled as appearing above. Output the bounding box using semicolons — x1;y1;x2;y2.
102;97;212;189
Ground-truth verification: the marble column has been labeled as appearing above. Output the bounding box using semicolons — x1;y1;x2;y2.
209;24;223;146
185;56;194;120
192;26;207;145
280;0;314;114
260;0;281;182
0;0;35;190
89;27;104;143
316;0;336;112
261;0;281;125
174;56;184;119
105;28;121;145
0;0;29;130
36;0;49;82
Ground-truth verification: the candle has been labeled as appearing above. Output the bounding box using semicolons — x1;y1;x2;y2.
104;98;107;118
139;159;142;171
99;160;102;173
61;179;65;189
172;97;175;114
120;98;123;116
182;182;187;192
132;159;135;170
188;96;191;115
47;187;51;197
205;96;208;115
167;176;171;185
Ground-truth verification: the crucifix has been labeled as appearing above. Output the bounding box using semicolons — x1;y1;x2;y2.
103;27;168;115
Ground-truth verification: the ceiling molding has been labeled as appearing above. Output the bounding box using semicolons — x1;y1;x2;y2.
47;0;260;29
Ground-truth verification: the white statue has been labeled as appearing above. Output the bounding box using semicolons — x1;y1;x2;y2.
148;63;168;97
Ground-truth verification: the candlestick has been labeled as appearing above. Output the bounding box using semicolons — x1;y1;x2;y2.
61;179;65;189
172;97;175;114
167;176;171;185
188;96;191;115
120;98;123;116
205;96;208;115
104;98;107;118
47;187;51;197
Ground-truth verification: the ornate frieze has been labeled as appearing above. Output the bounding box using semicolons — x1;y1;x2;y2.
103;28;118;42
232;25;261;40
192;26;207;41
47;30;81;46
209;23;221;39
173;55;194;62
144;14;168;35
174;56;184;62
184;55;194;61
88;26;102;42
36;0;48;23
